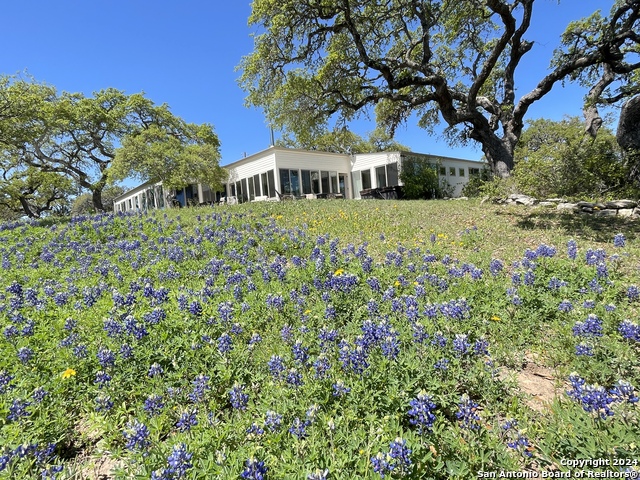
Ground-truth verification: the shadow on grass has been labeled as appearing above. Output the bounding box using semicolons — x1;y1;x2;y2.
497;209;640;243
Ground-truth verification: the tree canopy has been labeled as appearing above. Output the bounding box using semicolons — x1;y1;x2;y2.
513;117;633;198
239;0;640;178
0;76;224;213
277;127;409;154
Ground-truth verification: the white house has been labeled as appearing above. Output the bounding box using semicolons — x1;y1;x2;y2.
113;146;484;211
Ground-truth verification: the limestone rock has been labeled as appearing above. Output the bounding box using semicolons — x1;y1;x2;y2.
508;194;538;206
604;199;638;209
539;202;556;207
595;209;617;217
618;208;635;217
557;203;579;212
545;198;567;203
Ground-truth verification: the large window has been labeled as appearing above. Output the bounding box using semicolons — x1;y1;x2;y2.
267;170;275;197
248;176;255;201
279;169;291;195
301;170;312;194
321;171;330;193
261;173;269;198
459;168;465;177
387;162;399;186
439;166;446;176
330;172;338;194
242;179;248;202
253;174;261;196
469;167;481;176
376;166;387;188
449;167;456;176
361;170;372;189
290;170;300;196
311;171;320;193
352;170;363;197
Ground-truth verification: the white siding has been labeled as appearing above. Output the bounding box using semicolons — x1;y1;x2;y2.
275;150;352;197
351;152;402;198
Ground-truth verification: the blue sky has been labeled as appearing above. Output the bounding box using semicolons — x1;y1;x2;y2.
2;0;611;173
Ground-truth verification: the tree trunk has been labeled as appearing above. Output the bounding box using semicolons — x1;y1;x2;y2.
92;188;105;212
470;128;515;178
617;95;640;151
18;196;38;218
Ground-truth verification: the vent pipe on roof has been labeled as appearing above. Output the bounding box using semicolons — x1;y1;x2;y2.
270;127;275;147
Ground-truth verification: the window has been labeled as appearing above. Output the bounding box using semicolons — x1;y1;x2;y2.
311;171;320;193
439;166;446;176
279;169;291;195
330;172;338;193
301;170;312;194
290;169;301;196
267;170;276;197
321;171;330;193
361;169;372;189
242;179;249;202
230;183;236;197
469;167;481;177
459;168;465;177
261;172;269;198
248;176;255;201
253;174;261;196
386;162;399;186
449;167;456;176
352;170;363;197
376;166;387;188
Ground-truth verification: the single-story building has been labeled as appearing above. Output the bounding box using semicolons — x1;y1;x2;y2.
113;146;484;212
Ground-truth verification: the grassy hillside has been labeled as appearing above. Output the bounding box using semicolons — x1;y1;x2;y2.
0;199;638;479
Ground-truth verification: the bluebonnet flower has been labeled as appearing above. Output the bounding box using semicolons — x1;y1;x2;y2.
408;391;437;434
389;437;412;469
280;324;294;343
3;325;19;340
229;384;249;410
548;277;567;290
366;277;381;292
230;323;243;335
292;340;309;365
604;303;616;312
567;239;578;260
188;374;210;403
313;356;331;379
618;320;640;341
289;417;310;439
536;244;556;258
371;452;392;478
240;458;268;480
176;410;198;432
286;368;304;388
339;342;369;375
318;328;338;351
585;248;607;266
627;285;639;302
17;347;33;365
489;259;504;276
73;344;88;359
609;380;638;404
614;233;626;248
188;301;202;316
32;387;48;403
511;272;522;286
572;314;603;337
97;348;116;368
332;380;351;397
123;420;151;451
95;371;111;388
21;320;35;337
95;395;113;413
151;443;193;480
268;355;286;380
307;469;329;480
149;363;164;378
566;373;615;419
588;278;603;294
431;332;447;348
103;318;123;338
264;410;283;432
582;299;596;309
474;337;489;356
144;394;165;417
523;270;535;286
266;294;285;311
453;334;471;356
8;398;31;421
248;333;262;348
558;300;573;312
324;304;336;320
456;394;481;430
575;343;594;356
381;332;400;360
217;333;233;354
434;358;450;370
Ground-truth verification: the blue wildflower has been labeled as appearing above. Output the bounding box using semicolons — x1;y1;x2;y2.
264;410;283;432
408;391;437;434
123;420;151;451
143;394;165;417
614;233;626;248
241;458;268;480
229;384;249;410
456;394;481;430
176;410;198;432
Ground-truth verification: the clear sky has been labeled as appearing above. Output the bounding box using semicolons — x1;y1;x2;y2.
2;0;613;173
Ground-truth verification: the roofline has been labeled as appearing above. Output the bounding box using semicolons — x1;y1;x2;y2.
221;145;352;169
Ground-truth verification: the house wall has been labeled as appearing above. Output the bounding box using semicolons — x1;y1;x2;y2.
275;149;352;198
434;157;485;197
351;152;402;198
225;151;277;201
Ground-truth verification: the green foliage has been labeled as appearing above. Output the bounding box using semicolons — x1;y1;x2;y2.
71;185;125;215
399;156;441;199
513;117;639;200
239;1;640;177
460;168;492;198
0;75;223;211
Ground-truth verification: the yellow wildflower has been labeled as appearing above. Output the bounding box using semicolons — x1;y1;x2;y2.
334;268;344;276
491;315;501;322
61;368;77;379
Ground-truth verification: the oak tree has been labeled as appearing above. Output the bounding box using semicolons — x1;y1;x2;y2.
239;0;640;177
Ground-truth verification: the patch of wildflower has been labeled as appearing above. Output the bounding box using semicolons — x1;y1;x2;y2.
371;438;412;478
123;420;151;451
456;394;481;430
408;391;437;434
618;320;640;341
241;458;268;480
151;443;193;480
